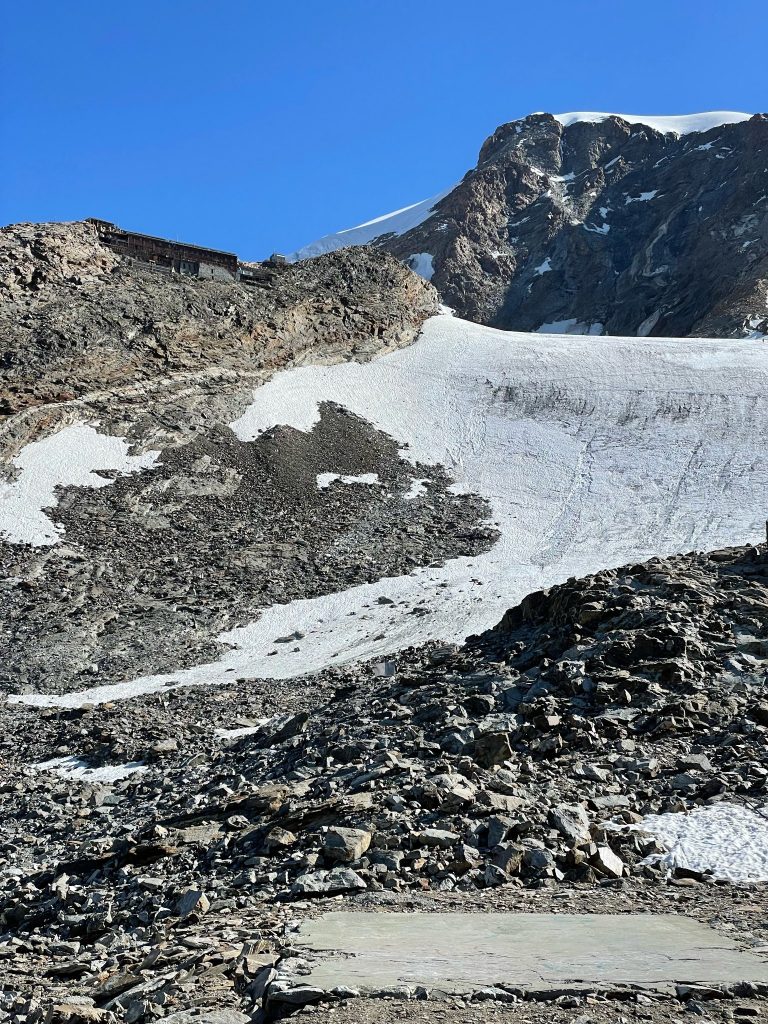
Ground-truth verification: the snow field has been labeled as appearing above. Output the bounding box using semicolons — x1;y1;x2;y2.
14;311;768;708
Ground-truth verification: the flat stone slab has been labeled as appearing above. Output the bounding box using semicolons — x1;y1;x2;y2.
291;912;768;994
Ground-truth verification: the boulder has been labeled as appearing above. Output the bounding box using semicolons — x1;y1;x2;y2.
322;826;372;863
292;867;368;895
548;803;591;846
470;731;513;768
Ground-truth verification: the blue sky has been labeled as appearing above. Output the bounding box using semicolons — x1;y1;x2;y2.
1;1;763;259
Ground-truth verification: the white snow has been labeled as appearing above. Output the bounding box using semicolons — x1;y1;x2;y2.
626;190;659;204
289;187;454;261
552;112;751;136
631;803;768;883
15;311;768;709
407;253;435;281
316;472;381;489
34;755;147;783
533;257;552;275
0;424;159;546
744;310;768;339
584;222;610;234
535;319;603;336
637;309;662;337
404;477;429;500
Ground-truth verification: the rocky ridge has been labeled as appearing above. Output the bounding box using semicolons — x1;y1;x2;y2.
3;542;768;1020
0;219;436;435
294;112;768;339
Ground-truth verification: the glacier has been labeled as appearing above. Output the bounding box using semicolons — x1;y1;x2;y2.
14;310;768;708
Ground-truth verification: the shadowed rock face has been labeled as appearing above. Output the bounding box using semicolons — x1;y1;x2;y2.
359;113;768;338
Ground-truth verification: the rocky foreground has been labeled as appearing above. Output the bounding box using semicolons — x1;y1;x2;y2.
3;543;768;1021
296;112;768;340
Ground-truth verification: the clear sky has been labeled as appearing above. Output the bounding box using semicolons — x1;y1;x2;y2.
2;0;763;259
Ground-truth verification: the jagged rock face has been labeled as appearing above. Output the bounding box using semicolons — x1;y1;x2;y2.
352;113;768;338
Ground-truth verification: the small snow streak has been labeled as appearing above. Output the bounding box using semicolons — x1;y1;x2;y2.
316;472;381;490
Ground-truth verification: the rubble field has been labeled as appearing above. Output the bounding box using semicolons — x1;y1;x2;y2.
2;543;768;1022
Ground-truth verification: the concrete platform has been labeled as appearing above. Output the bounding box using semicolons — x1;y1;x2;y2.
291;912;768;995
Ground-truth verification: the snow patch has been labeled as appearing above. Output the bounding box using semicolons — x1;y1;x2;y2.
637;310;662;337
215;720;270;739
625;190;659;204
744;315;767;341
633;803;768;883
35;756;147;783
552;112;751;136
289;187;454;261
407;253;435;281
535;319;603;336
403;478;429;500
316;472;381;489
533;257;552;275
0;424;159;547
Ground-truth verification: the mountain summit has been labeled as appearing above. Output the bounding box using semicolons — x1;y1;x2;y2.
291;111;768;338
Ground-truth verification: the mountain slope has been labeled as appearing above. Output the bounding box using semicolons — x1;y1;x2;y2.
291;111;768;339
8;309;767;707
4;197;768;1021
0;219;436;423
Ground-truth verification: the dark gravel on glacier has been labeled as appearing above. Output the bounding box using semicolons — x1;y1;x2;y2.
1;403;497;695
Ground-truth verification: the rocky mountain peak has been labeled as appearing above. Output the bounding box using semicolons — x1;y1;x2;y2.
292;111;768;340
